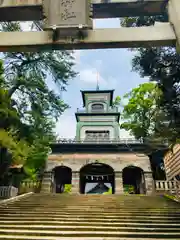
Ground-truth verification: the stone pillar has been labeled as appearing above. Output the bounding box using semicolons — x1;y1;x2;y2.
41;171;52;193
71;171;79;194
115;171;124;194
168;0;180;48
144;172;154;195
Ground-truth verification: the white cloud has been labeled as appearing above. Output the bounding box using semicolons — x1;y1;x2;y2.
73;50;82;65
93;59;103;70
120;129;133;139
107;76;118;89
79;68;107;86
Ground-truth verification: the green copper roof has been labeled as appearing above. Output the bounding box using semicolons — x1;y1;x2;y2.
81;90;114;107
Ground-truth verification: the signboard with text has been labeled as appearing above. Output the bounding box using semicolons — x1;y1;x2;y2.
43;0;92;29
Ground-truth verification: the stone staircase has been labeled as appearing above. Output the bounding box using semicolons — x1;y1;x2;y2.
0;194;180;239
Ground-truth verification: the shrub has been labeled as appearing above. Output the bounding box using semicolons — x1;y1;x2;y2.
64;184;72;193
103;188;112;195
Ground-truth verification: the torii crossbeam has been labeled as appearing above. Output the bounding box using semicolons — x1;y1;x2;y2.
0;0;179;52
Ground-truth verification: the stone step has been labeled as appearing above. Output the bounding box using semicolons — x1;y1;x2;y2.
0;220;180;227
3;203;178;208
0;194;179;239
1;206;179;212
2;209;179;214
0;216;179;223
10;199;172;203
5;201;173;204
1;225;180;233
25;194;162;198
6;198;171;201
5;202;176;206
1;210;179;216
1;213;180;219
9;195;170;201
0;229;180;238
5;205;178;209
6;205;177;209
0;237;179;240
6;199;175;202
10;203;171;206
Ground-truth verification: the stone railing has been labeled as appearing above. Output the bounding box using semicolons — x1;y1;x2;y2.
155;180;180;195
76;108;119;113
18;180;42;194
54;138;169;145
55;138;143;144
0;186;18;199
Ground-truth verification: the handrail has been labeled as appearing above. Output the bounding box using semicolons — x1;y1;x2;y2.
53;138;168;145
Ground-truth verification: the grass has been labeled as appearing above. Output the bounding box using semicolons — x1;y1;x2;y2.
164;193;180;203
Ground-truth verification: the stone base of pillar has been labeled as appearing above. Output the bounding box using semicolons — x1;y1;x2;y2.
115;171;124;194
71;187;80;194
144;172;154;195
71;171;79;194
41;171;52;193
115;188;124;194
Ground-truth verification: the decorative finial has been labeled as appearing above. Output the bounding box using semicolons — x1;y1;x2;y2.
96;71;100;91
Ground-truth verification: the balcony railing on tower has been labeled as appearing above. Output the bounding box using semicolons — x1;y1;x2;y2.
54;138;169;145
76;107;119;113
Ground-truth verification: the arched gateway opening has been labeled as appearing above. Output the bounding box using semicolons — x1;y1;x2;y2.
122;166;146;194
53;166;72;193
80;162;115;194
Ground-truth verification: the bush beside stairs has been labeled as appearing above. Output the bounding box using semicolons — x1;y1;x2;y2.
0;193;180;239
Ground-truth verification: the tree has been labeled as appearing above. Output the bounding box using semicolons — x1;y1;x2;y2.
0;22;77;182
1;22;76;120
22;116;56;180
120;15;180;143
112;96;121;108
121;82;162;142
120;82;167;180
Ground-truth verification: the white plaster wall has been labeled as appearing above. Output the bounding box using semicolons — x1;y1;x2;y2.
86;93;110;102
79;116;116;122
80;126;115;140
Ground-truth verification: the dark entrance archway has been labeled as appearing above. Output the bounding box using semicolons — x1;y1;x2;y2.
122;166;145;194
80;162;115;194
53;166;72;193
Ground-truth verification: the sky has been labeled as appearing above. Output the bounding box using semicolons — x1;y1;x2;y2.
55;18;148;139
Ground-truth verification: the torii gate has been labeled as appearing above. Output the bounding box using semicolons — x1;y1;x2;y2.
0;0;179;52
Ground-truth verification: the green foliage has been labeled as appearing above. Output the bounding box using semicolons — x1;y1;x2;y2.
0;22;77;182
120;15;168;28
0;22;76;121
121;82;162;141
123;185;135;194
0;129;30;165
112;96;121;108
164;194;180;203
0;88;20;129
103;188;112;195
64;184;72;193
120;15;180;144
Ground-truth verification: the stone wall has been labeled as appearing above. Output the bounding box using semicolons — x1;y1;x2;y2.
42;152;154;195
46;153;152;172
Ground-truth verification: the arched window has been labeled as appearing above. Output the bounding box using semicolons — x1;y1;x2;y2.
91;103;104;112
